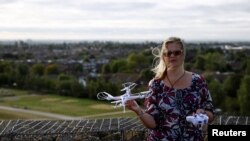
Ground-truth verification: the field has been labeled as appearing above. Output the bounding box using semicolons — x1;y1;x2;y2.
0;88;137;119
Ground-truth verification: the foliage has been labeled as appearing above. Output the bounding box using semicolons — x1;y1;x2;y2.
31;64;45;76
207;78;224;109
45;64;59;75
222;75;242;98
237;75;250;115
0;41;250;115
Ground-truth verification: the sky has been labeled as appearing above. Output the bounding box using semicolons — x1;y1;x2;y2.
0;0;250;42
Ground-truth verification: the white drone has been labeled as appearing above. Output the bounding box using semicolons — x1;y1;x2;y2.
97;82;151;113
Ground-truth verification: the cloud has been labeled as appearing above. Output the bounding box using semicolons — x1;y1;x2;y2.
0;0;249;41
0;0;17;4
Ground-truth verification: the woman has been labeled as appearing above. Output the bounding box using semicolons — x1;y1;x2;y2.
126;37;214;141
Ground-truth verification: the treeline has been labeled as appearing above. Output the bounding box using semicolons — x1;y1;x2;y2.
0;44;250;115
0;61;121;99
0;49;154;98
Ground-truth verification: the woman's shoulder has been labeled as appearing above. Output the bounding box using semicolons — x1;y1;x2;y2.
194;72;206;80
148;78;162;87
189;71;207;85
147;78;163;98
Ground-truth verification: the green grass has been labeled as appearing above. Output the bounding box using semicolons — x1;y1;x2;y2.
0;88;137;119
0;109;50;119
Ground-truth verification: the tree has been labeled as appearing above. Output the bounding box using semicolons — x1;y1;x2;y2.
17;63;29;76
0;61;13;73
31;64;45;76
57;74;72;81
86;80;98;99
0;73;8;86
194;55;205;70
42;76;56;92
224;96;240;114
14;63;30;88
245;60;250;75
237;75;250;115
70;80;85;98
101;64;111;74
204;52;227;72
127;53;148;71
139;68;154;81
222;74;242;98
208;79;224;110
110;59;127;73
45;64;59;76
56;80;72;96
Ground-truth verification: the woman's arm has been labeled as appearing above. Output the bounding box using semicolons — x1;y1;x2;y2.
198;75;215;123
126;100;156;129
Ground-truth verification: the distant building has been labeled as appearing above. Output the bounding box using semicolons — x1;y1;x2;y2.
224;45;250;50
78;76;86;87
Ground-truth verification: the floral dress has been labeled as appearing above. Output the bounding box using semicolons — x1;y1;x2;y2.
145;73;214;141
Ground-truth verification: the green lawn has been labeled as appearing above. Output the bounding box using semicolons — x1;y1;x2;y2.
0;109;50;119
0;88;137;119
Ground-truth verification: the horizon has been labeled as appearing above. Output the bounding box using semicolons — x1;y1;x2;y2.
1;38;250;44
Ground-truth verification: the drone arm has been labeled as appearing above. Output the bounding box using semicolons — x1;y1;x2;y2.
126;95;144;101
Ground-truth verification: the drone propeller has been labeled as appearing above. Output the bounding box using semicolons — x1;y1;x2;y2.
121;82;137;91
97;92;114;100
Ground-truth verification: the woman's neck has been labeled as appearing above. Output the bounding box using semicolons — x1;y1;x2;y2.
166;66;185;76
165;66;186;88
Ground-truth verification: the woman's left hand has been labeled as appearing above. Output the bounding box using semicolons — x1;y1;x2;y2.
196;109;206;114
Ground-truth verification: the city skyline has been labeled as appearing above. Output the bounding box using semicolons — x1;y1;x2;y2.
0;0;250;42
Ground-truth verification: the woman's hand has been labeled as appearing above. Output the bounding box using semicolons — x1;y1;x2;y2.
196;108;214;123
196;109;206;114
125;100;140;113
126;100;157;129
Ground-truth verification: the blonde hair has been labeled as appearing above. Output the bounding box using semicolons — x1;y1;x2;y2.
151;37;185;79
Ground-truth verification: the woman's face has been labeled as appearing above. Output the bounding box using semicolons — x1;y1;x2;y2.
163;42;184;69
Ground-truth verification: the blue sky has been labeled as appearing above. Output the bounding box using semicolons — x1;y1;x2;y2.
0;0;250;42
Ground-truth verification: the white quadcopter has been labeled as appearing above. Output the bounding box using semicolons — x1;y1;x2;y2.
186;113;209;126
97;82;151;113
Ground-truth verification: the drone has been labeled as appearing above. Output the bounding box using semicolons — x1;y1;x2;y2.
186;113;209;126
97;82;152;113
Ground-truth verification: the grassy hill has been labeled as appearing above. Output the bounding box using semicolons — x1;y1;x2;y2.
0;88;137;119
